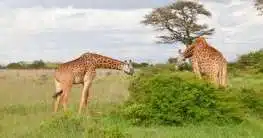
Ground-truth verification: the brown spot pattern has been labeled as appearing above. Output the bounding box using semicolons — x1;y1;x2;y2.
182;37;228;87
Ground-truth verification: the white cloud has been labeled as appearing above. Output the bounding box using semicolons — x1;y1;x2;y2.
0;7;152;34
0;0;263;65
195;0;263;61
0;6;176;64
2;0;166;9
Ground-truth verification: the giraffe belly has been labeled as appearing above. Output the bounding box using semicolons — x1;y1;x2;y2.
73;75;84;84
199;62;219;74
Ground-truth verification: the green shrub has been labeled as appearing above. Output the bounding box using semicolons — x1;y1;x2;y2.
84;122;129;138
28;60;46;69
228;49;263;74
177;62;192;71
24;112;85;138
121;66;244;126
239;88;263;116
132;62;150;68
6;62;26;69
21;112;129;138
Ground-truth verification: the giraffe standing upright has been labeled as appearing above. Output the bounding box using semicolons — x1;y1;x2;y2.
53;52;134;114
177;37;227;87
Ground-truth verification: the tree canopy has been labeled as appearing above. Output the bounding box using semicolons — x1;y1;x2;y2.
141;0;214;46
255;0;263;15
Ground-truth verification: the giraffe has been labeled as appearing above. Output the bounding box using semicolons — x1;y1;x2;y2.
177;37;227;87
52;52;134;114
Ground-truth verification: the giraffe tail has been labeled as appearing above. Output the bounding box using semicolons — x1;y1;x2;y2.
52;90;63;99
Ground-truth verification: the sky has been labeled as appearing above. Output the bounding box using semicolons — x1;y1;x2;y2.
0;0;262;64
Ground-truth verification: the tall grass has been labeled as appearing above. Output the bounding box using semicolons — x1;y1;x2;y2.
1;68;263;138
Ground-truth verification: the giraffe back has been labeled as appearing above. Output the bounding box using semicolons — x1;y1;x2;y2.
54;52;134;84
182;37;227;87
55;54;94;84
193;44;226;74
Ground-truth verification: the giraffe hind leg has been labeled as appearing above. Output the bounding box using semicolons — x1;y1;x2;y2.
53;79;63;113
61;84;72;112
78;72;95;114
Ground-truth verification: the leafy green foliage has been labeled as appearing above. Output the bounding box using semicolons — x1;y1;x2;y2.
141;1;214;45
167;57;192;71
28;60;46;69
5;60;58;69
239;88;263;116
121;66;244;126
6;62;26;69
132;62;150;68
254;0;263;15
22;112;129;138
228;49;263;75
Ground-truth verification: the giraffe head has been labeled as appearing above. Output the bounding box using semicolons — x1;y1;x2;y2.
122;60;134;76
178;37;208;59
176;37;207;64
176;46;195;66
192;36;208;48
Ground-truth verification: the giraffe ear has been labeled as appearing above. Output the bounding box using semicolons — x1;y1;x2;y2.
129;59;132;63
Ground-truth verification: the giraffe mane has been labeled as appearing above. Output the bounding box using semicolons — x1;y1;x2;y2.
85;53;125;64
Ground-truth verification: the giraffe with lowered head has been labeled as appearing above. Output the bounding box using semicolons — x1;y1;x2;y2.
52;52;134;114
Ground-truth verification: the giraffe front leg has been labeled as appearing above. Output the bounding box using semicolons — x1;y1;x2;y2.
192;60;202;79
208;73;219;87
78;82;90;114
84;83;92;109
78;72;95;114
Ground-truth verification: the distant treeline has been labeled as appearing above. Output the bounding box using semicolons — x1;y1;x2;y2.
2;49;262;70
0;60;151;69
0;60;59;69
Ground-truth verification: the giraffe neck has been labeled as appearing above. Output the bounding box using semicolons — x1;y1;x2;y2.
83;53;125;70
183;45;195;58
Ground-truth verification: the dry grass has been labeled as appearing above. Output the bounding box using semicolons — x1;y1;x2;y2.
0;69;131;137
1;69;263;138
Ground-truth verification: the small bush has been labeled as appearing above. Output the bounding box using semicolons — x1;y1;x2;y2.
28;60;46;69
84;122;129;138
239;88;263;116
23;112;85;138
228;49;263;75
22;112;129;138
177;62;192;71
121;66;244;126
6;62;26;69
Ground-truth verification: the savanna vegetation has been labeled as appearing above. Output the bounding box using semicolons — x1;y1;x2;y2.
1;50;263;138
2;60;150;70
1;0;263;138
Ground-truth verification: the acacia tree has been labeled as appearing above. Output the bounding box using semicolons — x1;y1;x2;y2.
141;0;214;46
255;0;263;15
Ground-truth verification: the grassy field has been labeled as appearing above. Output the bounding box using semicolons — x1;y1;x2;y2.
1;69;263;138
